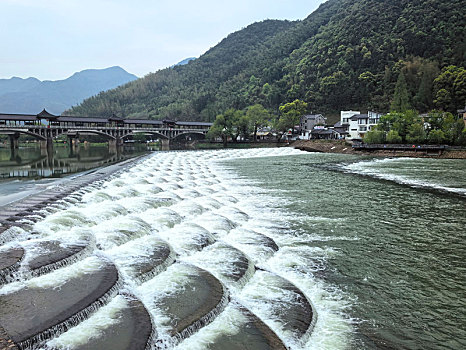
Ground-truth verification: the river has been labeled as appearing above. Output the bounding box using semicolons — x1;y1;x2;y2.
0;144;151;206
0;148;464;350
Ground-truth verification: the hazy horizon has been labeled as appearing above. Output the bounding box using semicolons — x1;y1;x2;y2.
1;0;326;81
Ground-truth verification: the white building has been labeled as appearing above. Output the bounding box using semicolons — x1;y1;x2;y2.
341;110;383;141
341;110;360;125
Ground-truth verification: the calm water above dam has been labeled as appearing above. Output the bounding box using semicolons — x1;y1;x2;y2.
0;144;151;179
0;149;464;349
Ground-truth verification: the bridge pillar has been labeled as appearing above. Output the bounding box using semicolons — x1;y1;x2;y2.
40;138;53;151
108;137;123;152
161;139;170;151
8;134;19;149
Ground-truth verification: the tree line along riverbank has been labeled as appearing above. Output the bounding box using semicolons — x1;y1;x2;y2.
292;140;466;159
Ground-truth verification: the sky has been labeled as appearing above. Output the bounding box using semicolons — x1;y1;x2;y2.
0;0;326;80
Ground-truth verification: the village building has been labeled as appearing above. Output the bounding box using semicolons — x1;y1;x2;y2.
310;127;348;140
255;127;275;141
341;110;383;141
300;114;326;138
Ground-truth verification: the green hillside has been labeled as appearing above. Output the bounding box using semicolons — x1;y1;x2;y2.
68;0;466;121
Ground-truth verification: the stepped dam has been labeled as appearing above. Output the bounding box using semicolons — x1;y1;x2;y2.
0;148;321;350
2;149;464;349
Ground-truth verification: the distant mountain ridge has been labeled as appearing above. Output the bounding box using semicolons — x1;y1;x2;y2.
0;66;137;115
173;57;197;67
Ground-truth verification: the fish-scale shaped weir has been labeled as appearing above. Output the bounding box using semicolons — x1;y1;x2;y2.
184;243;255;288
143;264;229;343
23;238;94;278
207;305;286;350
230;229;279;252
109;238;176;284
192;213;237;237
158;223;215;255
240;270;316;343
223;228;279;265
50;294;154;350
0;257;121;349
0;245;24;284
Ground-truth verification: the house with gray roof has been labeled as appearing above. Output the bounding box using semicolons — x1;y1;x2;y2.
300;114;326;138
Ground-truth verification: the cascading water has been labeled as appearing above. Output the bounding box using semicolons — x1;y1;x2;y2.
0;148;353;350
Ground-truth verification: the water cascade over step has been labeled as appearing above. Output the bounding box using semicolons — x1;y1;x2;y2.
183;242;255;289
22;238;94;278
107;236;176;284
138;264;229;344
0;245;24;284
0;256;121;349
239;270;317;346
206;305;287;350
47;294;154;350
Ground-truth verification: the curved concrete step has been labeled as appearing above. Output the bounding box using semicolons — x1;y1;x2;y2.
241;271;316;344
24;238;94;278
184;243;255;288
0;245;24;285
141;264;229;343
157;223;216;255
0;257;121;349
50;294;154;350
207;305;286;350
109;238;176;284
192;213;237;236
224;228;279;264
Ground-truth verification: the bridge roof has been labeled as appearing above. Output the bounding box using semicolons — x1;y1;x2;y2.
0;111;213;127
0;113;37;121
37;109;58;119
123;119;163;125
58;116;109;123
176;121;213;126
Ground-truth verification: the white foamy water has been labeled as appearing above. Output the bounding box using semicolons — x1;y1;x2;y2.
343;157;466;196
5;148;353;349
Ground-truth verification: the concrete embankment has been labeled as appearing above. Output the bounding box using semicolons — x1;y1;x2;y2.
292;140;466;159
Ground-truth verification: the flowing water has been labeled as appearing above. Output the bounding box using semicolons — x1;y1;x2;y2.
0;149;464;350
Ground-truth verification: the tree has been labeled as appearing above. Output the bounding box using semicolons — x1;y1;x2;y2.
386;130;402;144
207;109;238;147
246;104;269;142
207;114;229;147
364;129;385;144
413;62;439;112
276;99;308;140
391;70;411;112
427;129;445;144
434;66;466;112
406;123;426;144
441;112;464;145
236;114;250;141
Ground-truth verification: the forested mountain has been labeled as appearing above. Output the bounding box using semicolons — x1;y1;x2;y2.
68;0;465;121
0;67;137;115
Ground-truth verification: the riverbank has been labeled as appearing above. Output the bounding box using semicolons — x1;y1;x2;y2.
292;140;466;159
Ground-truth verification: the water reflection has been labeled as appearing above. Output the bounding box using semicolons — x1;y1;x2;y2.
0;144;154;179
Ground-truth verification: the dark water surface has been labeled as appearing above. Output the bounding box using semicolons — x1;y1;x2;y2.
228;153;466;350
0;144;152;205
0;144;152;179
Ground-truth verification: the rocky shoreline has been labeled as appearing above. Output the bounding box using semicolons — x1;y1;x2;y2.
291;140;466;159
